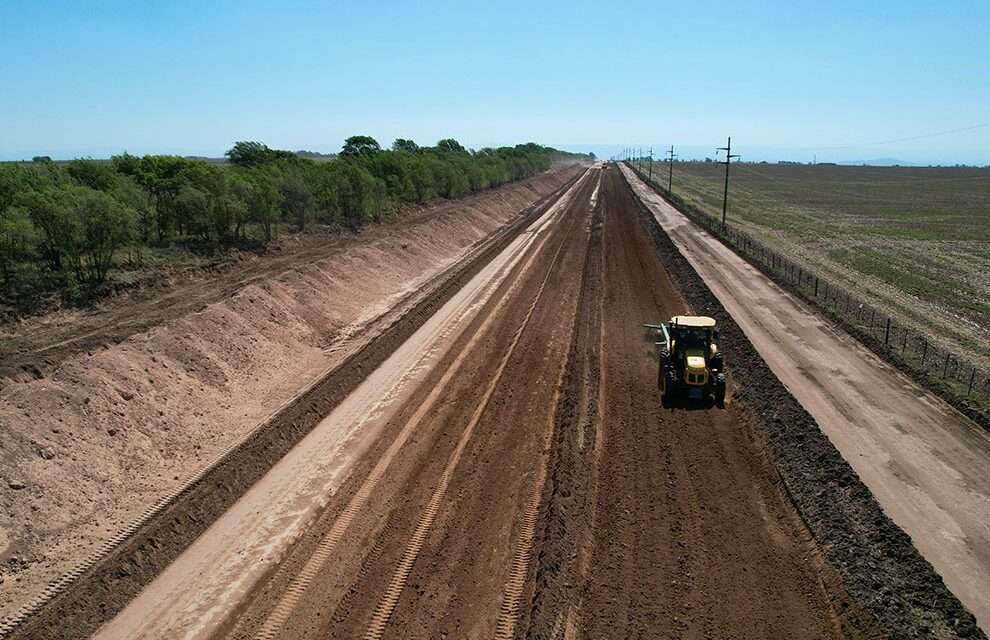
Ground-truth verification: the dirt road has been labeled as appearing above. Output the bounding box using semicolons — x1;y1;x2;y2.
622;163;990;633
78;165;866;640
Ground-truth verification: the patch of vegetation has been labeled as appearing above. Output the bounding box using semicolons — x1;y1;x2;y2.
0;139;589;317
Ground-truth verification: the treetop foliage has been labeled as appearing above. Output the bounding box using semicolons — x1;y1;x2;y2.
391;138;420;153
341;135;381;156
225;141;295;167
436;138;466;153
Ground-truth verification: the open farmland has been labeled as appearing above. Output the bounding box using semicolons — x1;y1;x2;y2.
660;161;990;368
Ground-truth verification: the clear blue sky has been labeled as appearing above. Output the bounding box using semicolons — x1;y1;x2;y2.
2;0;988;164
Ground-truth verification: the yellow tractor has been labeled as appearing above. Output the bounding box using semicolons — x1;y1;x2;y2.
645;315;726;407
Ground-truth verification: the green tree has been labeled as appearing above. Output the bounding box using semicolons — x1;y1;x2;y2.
111;175;151;242
17;187;80;273
135;155;190;242
225;141;292;167
76;188;135;283
391;138;420;153
111;152;142;176
341;135;381;156
277;173;314;230
436;138;465;153
174;185;211;240
66;159;117;191
0;206;38;283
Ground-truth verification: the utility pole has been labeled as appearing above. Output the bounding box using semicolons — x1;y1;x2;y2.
667;145;677;193
716;136;740;228
648;146;654;182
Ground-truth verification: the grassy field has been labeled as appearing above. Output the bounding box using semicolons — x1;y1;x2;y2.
655;161;990;368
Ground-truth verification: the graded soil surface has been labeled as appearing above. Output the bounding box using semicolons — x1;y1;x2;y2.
127;164;863;640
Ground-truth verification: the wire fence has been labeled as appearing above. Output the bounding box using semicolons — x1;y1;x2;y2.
626;161;990;425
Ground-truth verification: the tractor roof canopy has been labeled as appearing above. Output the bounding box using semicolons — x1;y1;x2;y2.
670;315;716;329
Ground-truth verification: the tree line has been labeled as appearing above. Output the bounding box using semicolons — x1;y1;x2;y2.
0;138;586;314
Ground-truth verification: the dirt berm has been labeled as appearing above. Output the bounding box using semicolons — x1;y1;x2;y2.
0;164;584;629
621;168;984;639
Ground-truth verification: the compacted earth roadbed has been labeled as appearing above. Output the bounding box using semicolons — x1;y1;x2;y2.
5;165;983;640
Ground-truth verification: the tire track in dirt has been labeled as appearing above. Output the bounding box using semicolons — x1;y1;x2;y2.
214;169;598;640
250;176;585;640
505;169;607;640
362;180;583;640
493;171;605;640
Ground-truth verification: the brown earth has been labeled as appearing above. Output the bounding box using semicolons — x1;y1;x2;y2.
211;165;866;640
0;164;583;623
521;165;873;639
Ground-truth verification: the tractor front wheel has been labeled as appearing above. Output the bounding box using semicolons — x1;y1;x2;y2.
661;369;676;407
714;374;726;407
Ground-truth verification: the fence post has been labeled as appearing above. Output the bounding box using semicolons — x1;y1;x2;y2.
814;277;819;297
901;330;908;352
921;339;928;364
884;318;891;346
969;368;977;396
943;353;951;378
